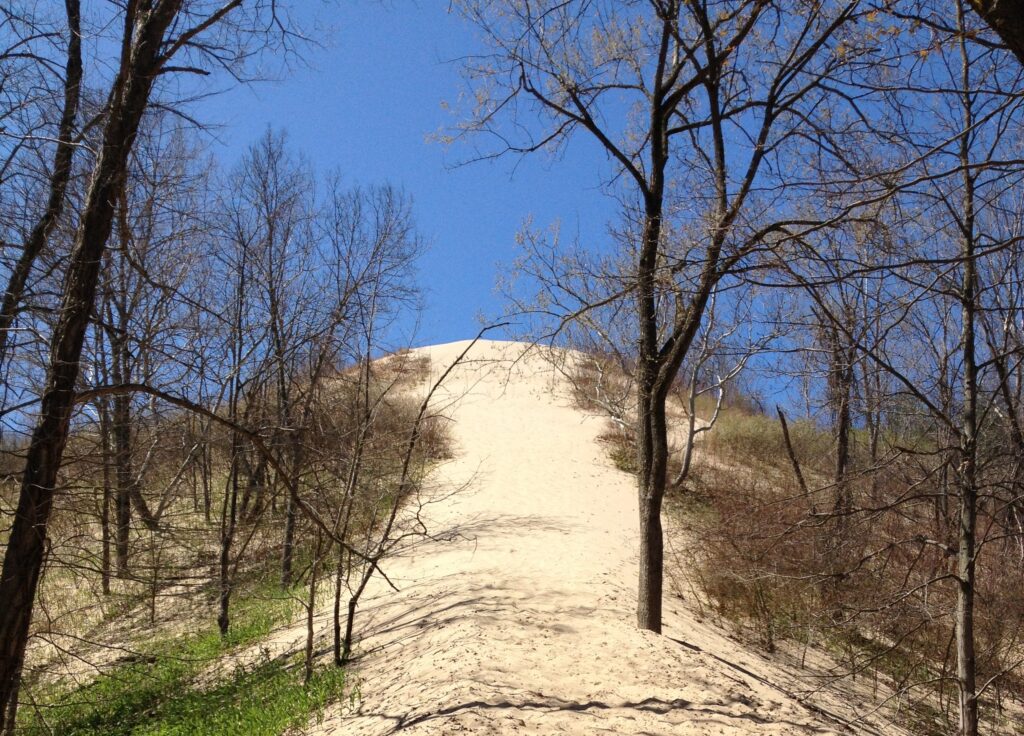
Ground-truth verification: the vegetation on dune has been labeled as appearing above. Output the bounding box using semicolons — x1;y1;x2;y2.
17;584;348;736
570;346;1024;735
4;1;1024;735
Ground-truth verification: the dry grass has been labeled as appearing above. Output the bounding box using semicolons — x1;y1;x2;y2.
679;408;1024;735
564;348;1024;734
9;349;452;731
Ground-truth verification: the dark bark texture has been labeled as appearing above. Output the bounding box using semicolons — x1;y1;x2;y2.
969;0;1024;65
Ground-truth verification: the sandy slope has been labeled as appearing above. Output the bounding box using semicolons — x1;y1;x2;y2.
311;339;901;736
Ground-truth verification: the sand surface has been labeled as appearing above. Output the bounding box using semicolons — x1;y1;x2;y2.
311;339;900;736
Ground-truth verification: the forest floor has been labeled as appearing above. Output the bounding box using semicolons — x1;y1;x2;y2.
299;339;908;736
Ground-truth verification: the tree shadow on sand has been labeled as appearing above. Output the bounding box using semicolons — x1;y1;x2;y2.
367;689;840;734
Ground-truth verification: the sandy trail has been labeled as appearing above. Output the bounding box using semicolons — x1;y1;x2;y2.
312;340;892;736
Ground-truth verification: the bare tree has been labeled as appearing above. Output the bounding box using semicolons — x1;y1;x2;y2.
0;1;295;724
458;0;860;632
0;0;82;370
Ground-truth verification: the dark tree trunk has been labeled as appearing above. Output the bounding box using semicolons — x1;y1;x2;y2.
217;442;240;636
97;395;114;594
954;20;979;733
826;329;856;565
201;439;212;524
636;384;668;633
101;453;112;595
832;356;854;520
968;0;1024;65
333;546;346;666
113;373;133;576
634;75;667;630
0;0;82;367
304;533;322;684
0;3;183;725
281;495;296;587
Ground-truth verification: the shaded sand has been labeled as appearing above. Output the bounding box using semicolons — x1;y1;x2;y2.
312;339;903;736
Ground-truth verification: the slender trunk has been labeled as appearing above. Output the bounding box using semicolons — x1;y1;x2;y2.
333;546;346;666
100;402;113;594
777;406;810;497
281;496;296;587
636;182;666;632
304;534;323;684
218;441;240;636
955;164;980;736
341;559;375;665
956;464;978;736
636;373;667;632
113;391;132;575
279;408;302;589
956;308;979;735
674;368;700;487
110;198;159;536
0;0;82;368
955;12;979;732
279;378;296;588
96;319;114;593
220;210;248;634
634;12;680;633
829;336;855;583
202;439;212;524
342;595;358;664
833;355;853;522
634;17;669;625
238;452;254;521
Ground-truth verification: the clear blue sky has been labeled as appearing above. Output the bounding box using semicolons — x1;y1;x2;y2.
194;1;614;347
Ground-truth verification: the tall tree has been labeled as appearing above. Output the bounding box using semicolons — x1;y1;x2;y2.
458;0;859;631
0;1;291;725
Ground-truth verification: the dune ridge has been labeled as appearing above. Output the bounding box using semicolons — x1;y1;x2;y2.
311;339;904;735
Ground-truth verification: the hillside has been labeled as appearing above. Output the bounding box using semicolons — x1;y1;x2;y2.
296;339;906;736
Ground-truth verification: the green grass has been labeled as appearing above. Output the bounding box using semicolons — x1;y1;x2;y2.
130;660;347;736
18;586;348;736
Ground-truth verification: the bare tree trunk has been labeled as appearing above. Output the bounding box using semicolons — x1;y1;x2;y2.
955;13;979;732
0;4;183;722
100;400;113;593
281;495;296;587
333;546;347;666
635;93;668;632
113;386;133;576
0;0;82;368
673;365;702;488
201;436;212;524
956;459;978;736
832;348;854;524
218;240;248;635
96;328;114;595
218;439;240;636
637;386;667;633
777;407;810;497
304;532;323;684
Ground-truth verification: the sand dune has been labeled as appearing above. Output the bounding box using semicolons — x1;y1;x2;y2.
311;339;903;735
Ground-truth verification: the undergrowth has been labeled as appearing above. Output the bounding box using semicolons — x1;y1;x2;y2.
17;585;347;736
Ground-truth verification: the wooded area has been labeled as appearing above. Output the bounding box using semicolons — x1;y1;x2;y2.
2;1;1024;734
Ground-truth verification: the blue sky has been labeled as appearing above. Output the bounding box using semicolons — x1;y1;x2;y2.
193;1;614;348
